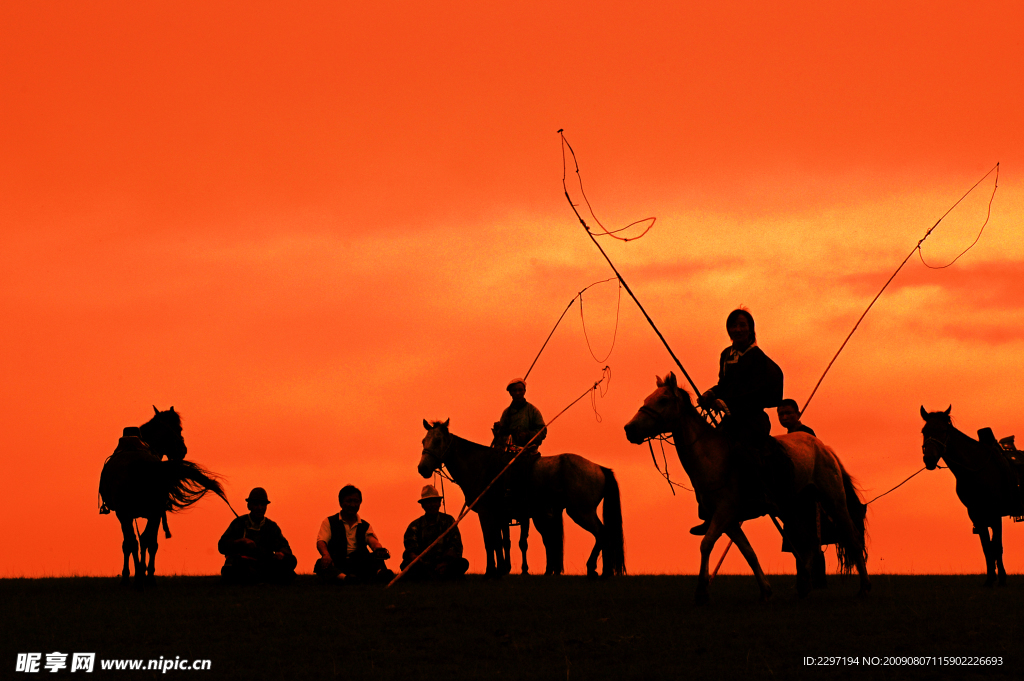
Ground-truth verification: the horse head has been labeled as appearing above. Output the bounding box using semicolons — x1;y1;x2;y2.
420;418;451;478
920;405;952;470
140;406;187;461
625;372;694;444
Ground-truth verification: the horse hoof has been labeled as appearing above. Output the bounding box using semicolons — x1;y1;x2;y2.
119;577;130;588
695;588;711;606
587;570;599;580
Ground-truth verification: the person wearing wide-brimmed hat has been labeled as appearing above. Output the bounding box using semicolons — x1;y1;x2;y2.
218;487;297;583
400;485;469;581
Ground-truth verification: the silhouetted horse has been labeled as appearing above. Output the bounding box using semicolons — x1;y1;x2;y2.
420;419;625;578
625;373;869;603
921;406;1023;586
99;407;226;587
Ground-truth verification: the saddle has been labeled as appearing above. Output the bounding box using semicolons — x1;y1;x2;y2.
978;427;1024;517
99;431;160;513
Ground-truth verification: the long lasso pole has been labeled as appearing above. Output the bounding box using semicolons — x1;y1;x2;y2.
560;131;714;423
800;162;999;417
387;371;610;588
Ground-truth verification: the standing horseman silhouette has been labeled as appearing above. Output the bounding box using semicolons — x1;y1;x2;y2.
419;419;624;578
99;407;227;587
920;406;1024;586
625;374;869;603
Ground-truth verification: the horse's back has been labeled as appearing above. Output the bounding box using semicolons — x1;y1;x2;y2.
99;441;161;512
775;432;846;493
532;453;607;508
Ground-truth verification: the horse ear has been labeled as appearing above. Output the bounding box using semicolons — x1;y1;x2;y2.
423;419;431;430
442;418;450;428
153;405;159;415
944;405;951;415
666;372;677;388
920;406;928;420
656;375;664;387
169;406;175;413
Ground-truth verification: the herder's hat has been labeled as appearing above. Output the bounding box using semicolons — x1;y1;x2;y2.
506;377;526;390
246;487;271;504
418;485;442;504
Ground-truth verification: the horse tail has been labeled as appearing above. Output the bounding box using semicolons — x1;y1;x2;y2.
161;460;227;512
600;467;626;576
836;467;868;573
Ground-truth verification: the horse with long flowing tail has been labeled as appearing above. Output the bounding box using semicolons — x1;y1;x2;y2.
420;419;625;578
624;373;869;603
99;407;227;587
920;405;1024;586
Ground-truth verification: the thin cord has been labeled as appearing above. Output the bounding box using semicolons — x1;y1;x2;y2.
801;163;1000;417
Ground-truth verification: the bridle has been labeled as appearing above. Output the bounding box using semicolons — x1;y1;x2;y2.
422;428;455;476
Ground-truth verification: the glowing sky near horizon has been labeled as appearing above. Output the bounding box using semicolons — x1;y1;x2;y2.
2;1;1022;579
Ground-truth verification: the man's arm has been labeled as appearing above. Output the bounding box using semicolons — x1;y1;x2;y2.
315;518;333;565
401;520;420;568
528;405;547;446
217;517;246;556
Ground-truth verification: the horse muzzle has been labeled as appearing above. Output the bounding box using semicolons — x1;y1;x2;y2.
417;454;437;479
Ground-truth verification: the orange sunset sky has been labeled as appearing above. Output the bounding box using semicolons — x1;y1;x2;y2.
2;1;1022;579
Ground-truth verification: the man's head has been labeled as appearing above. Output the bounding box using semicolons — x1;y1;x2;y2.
418;484;443;516
246;487;270;521
338;485;362;515
777;399;800;429
507;378;527;404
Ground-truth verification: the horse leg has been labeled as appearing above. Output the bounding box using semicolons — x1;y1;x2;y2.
993;517;1007;586
696;514;730;605
479;514;497;578
535;511;564;575
976;523;996;587
500;523;512;576
724;523;773;602
141;517;160;585
519;518;530;575
566;506;602;580
118;515;140;588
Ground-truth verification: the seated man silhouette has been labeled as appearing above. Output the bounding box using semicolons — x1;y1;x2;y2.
218;487;297;583
314;485;394;583
777;399;815;436
401;485;469;581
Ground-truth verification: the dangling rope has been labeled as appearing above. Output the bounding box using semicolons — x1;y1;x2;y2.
523;277;620;381
800;163;1000;417
388;370;611;588
559;130;716;425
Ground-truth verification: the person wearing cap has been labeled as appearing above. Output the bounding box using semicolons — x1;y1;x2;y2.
314;485;394;583
218;487;297;583
493;378;546;453
400;485;469;581
492;378;546;517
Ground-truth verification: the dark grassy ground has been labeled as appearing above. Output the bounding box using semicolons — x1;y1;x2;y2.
2;574;1022;680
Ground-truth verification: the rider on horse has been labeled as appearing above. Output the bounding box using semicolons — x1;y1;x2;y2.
694;308;786;535
493;378;546;516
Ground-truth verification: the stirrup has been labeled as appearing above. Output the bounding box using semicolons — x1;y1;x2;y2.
689;521;710;536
